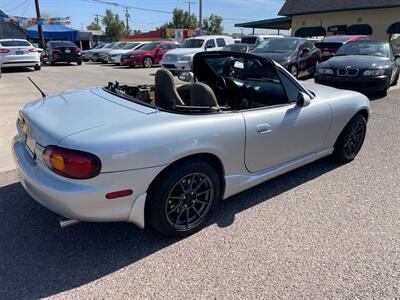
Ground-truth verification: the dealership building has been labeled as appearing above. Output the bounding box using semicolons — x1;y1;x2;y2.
236;0;400;43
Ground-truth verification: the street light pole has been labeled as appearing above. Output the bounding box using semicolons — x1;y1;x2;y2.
125;7;130;34
199;0;202;31
34;0;45;49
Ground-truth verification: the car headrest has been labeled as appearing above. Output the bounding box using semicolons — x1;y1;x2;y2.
191;83;220;108
155;69;185;109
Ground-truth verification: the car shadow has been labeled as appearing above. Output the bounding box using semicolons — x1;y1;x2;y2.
0;67;34;73
0;158;340;299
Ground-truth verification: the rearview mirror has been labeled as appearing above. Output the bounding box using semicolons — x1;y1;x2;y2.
296;92;311;108
178;71;194;83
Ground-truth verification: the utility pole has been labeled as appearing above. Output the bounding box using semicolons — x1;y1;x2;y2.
34;0;45;49
198;0;202;31
184;0;195;29
94;14;101;27
125;7;130;34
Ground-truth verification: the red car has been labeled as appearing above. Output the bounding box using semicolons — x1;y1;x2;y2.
315;35;369;61
121;41;180;68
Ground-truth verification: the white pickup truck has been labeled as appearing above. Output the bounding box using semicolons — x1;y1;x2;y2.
160;35;234;74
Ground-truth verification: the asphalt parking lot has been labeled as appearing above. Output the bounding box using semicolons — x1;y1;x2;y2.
1;63;400;299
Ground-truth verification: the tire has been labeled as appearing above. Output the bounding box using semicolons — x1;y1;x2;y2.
332;114;367;163
34;64;41;71
391;72;399;86
289;64;298;78
143;57;153;68
147;160;222;237
50;61;56;66
77;61;82;66
377;82;389;97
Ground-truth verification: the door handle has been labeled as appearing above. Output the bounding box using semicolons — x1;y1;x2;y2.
256;123;272;134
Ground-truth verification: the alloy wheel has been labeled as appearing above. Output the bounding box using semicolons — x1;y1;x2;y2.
143;57;153;68
343;119;366;159
165;172;214;231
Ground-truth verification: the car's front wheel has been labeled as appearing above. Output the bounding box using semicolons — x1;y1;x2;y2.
332;114;367;163
143;57;153;68
147;160;221;237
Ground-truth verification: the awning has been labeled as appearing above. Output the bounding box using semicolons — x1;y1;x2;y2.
25;24;78;43
295;26;326;37
388;22;400;34
235;17;292;30
346;24;373;35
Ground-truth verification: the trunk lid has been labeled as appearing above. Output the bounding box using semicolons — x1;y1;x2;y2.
20;87;157;146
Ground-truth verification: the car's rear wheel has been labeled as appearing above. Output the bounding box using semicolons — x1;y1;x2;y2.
391;72;399;86
77;61;82;65
147;161;221;237
143;57;153;68
50;61;56;66
332;114;367;163
34;64;41;71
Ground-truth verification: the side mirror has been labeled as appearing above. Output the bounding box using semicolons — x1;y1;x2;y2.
178;71;194;83
296;92;311;108
301;48;310;56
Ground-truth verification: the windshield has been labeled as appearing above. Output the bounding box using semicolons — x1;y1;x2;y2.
122;42;140;49
51;41;76;48
139;42;159;50
0;40;31;47
105;42;117;49
336;41;390;57
112;43;127;49
95;44;105;49
181;39;204;48
222;44;249;53
241;37;258;44
253;39;298;53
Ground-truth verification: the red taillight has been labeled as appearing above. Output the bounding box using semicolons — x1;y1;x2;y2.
105;190;133;200
43;146;101;179
0;48;10;53
75;47;81;53
52;48;61;53
29;48;38;52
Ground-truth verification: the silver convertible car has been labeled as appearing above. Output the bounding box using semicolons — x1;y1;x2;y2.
13;52;370;237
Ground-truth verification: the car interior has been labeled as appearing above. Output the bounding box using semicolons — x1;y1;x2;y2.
105;53;303;114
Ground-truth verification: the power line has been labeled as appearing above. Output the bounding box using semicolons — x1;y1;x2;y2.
81;0;173;14
6;0;30;13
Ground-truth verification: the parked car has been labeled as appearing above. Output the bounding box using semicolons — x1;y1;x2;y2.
81;44;105;61
253;37;321;78
315;40;400;97
121;41;180;68
221;43;255;53
241;34;283;45
315;35;369;61
43;41;82;65
13;51;370;237
108;42;150;65
160;35;235;74
95;42;127;63
0;39;41;70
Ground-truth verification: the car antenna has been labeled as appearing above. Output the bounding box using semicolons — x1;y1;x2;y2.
27;77;47;98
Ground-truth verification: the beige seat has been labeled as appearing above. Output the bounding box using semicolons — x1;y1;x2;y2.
190;83;220;109
155;69;185;109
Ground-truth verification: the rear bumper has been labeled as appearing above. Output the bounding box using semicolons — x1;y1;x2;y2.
315;74;389;92
2;60;40;68
12;136;164;227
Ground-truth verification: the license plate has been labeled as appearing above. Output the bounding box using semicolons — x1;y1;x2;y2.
25;135;36;157
65;49;71;53
16;51;24;55
322;51;331;56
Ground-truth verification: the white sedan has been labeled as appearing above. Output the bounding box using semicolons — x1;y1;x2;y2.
0;39;41;70
108;42;149;65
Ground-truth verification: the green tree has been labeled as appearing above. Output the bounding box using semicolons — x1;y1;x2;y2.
102;9;126;39
202;14;224;35
87;21;101;31
165;8;198;29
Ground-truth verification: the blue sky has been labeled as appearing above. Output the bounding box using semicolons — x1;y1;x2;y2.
1;0;285;34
